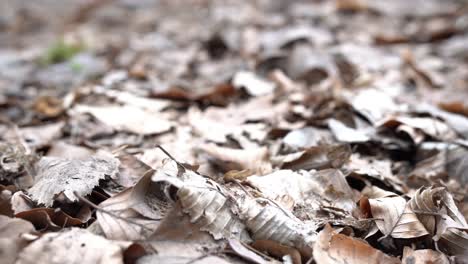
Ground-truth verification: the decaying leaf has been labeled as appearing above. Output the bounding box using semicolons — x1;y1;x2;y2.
28;153;120;207
16;207;84;231
96;172;165;240
279;144;351;171
401;247;450;264
198;143;272;174
232;71;276;96
16;228;132;264
250;240;301;264
19;122;64;149
377;116;457;142
368;193;429;239
328;119;372;143
246;169;356;214
73;105;173;135
152;160;317;255
228;239;274;264
313;224;400;264
0;215;36;264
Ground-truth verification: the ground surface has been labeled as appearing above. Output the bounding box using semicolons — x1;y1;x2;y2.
1;1;468;263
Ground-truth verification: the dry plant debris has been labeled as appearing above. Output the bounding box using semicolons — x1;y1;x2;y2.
1;0;468;263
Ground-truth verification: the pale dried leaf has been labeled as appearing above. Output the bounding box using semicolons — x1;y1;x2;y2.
19;122;64;149
409;187;467;236
29;154;120;206
283;127;334;149
328;119;371;143
228;239;273;264
96;173;164;240
16;228;131;264
0;215;35;264
369;196;429;238
436;216;468;256
47;141;94;159
232;71;276;96
377;116;457;142
246;169;356;213
198;143;272;174
73;104;173;135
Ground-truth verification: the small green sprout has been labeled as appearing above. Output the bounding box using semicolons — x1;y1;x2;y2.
40;40;84;65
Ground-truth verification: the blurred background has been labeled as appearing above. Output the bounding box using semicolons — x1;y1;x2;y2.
1;0;468;124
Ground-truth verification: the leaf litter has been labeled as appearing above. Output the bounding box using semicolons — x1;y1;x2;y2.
1;0;468;263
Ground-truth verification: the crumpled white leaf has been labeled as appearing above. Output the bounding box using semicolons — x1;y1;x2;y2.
28;154;120;206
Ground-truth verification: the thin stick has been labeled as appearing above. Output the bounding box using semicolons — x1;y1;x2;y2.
378;202;408;242
156;145;188;171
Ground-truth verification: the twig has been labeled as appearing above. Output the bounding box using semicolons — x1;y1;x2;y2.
156;145;188;172
378;202;408;242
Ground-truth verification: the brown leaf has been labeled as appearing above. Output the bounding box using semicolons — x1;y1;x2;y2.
313;224;400;264
32;96;64;118
401;247;450;264
228;239;273;264
280;144;351;171
436;217;468;256
0;185;16;216
251;240;302;264
377;116;457;142
15;208;83;231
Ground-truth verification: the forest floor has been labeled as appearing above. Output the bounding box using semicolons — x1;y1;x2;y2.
1;0;468;263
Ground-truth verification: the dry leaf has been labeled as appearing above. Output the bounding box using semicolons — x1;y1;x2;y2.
232;71;276;96
28;154;120;206
246;169;356;213
16;208;84;231
251;240;301;264
0;215;35;264
198;143;272;174
377;116;457;142
283;127;334;149
402;247;450;264
19;122;64;149
73;105;173;135
152;160;317;253
280;144;351;171
96;172;164;240
16;228;131;264
313;224;400;264
228;239;274;264
328;119;372;143
369;195;429;238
